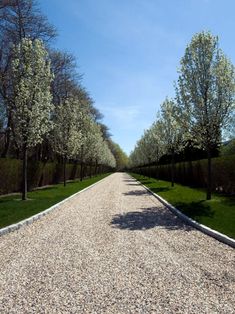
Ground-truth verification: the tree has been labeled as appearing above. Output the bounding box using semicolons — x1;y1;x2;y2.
158;98;184;186
10;38;53;200
0;0;56;157
52;97;83;186
80;119;102;177
0;0;16;10
176;31;235;199
108;140;129;170
220;139;235;156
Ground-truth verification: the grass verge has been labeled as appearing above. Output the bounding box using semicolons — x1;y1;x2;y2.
131;173;235;239
0;173;110;229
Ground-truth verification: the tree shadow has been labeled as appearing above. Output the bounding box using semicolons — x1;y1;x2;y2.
110;206;192;231
123;179;135;182
174;201;215;220
123;190;150;196
137;180;154;185
219;196;235;207
151;187;171;193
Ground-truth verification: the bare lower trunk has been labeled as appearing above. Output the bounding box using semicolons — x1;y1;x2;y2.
1;128;10;158
95;160;98;175
90;162;92;178
80;162;83;181
171;150;175;187
63;156;66;187
206;149;212;200
22;146;27;200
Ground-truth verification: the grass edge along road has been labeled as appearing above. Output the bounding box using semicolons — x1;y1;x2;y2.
130;173;235;239
0;173;110;229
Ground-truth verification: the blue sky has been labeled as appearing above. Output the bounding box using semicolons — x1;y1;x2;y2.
40;0;235;154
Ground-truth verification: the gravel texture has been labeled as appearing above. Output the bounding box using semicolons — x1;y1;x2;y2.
0;172;234;313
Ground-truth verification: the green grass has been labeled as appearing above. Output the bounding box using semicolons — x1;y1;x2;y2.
0;173;110;229
131;173;235;239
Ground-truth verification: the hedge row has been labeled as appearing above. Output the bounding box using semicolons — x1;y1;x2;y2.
132;154;235;195
0;158;107;195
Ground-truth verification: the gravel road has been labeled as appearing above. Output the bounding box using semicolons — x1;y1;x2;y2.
0;173;234;313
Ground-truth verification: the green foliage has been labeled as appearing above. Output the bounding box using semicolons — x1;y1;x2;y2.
176;31;235;151
132;174;235;239
108;140;129;170
0;158;108;195
220;139;235;156
0;174;109;228
0;158;22;194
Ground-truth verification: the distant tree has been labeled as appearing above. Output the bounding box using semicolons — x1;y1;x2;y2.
49;50;80;106
99;123;112;140
220;139;235;156
52;97;82;186
176;31;235;199
108;140;129;170
81;119;103;177
10;38;53;200
99;140;116;169
158;98;184;186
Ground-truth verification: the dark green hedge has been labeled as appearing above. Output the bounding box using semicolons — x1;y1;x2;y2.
133;155;235;195
0;158;106;195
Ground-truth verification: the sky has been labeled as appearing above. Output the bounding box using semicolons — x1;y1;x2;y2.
40;0;235;154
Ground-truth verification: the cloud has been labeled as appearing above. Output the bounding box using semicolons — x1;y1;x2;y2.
99;105;143;130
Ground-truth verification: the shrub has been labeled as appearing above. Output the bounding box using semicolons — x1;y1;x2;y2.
133;154;235;195
0;158;105;195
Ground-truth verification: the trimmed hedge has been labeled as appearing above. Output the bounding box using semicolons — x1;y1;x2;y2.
0;158;107;195
132;154;235;195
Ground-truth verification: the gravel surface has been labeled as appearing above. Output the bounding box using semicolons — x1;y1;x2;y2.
0;173;234;313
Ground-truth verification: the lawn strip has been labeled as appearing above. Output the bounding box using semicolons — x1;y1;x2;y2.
0;173;110;228
130;173;235;239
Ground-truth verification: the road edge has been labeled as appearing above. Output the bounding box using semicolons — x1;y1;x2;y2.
130;175;235;249
0;174;111;237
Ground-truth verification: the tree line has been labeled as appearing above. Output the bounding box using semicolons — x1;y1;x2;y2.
129;31;235;200
0;0;127;200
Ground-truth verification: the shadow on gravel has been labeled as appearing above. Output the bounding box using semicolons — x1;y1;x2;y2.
123;190;150;196
111;207;192;231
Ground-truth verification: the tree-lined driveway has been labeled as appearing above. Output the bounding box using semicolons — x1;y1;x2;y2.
0;173;234;313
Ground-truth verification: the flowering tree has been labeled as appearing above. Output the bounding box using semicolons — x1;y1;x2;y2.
129;99;183;184
158;98;184;186
176;31;235;199
0;0;56;157
99;140;116;169
80;119;103;178
10;38;53;200
52;97;83;186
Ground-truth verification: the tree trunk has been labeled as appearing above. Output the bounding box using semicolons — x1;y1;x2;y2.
206;149;212;200
22;146;27;200
171;150;175;187
156;163;159;180
63;156;66;187
80;146;84;181
89;162;92;179
148;163;151;177
95;160;98;175
1;128;10;158
80;161;83;181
